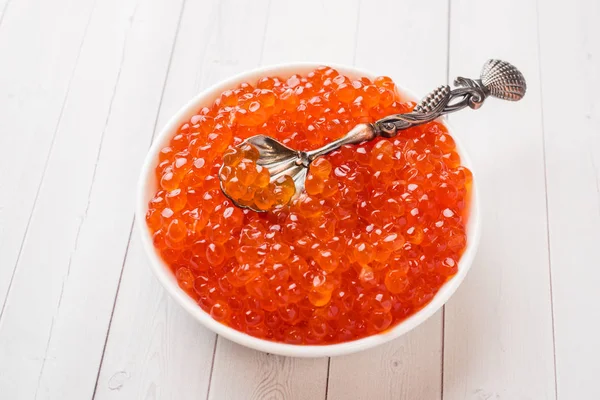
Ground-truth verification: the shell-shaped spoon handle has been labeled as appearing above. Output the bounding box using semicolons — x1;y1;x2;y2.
375;59;526;136
478;59;527;101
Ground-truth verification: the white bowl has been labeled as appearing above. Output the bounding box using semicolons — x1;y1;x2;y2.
136;63;481;357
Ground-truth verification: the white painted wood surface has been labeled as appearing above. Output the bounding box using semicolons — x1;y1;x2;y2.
538;1;600;399
443;1;556;399
0;0;598;399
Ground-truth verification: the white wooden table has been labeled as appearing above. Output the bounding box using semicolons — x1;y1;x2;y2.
0;0;598;398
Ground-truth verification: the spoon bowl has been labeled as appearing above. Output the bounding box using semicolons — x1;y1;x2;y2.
220;135;308;211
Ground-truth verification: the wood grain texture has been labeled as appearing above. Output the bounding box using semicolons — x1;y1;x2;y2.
328;315;443;400
93;229;217;400
261;0;359;65
538;1;600;398
0;0;185;398
0;0;96;316
94;0;271;399
442;0;556;399
353;0;450;96
209;340;328;400
327;1;449;399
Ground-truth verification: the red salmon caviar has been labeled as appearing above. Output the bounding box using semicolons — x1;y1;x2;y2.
146;66;471;345
221;144;296;211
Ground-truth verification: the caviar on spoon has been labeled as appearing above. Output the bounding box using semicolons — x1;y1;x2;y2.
220;59;526;212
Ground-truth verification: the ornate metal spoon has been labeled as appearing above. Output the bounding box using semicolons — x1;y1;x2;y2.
220;59;526;212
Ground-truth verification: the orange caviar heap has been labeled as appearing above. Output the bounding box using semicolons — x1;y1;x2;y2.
146;66;472;345
220;144;296;211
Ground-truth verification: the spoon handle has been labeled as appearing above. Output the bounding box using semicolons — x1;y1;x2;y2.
304;59;526;162
305;123;377;161
374;59;526;138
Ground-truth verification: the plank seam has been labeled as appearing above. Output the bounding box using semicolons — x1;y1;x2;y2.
204;337;220;400
324;357;331;399
33;319;55;399
258;0;272;67
148;0;188;145
445;0;451;88
351;0;361;67
91;218;135;400
535;0;559;398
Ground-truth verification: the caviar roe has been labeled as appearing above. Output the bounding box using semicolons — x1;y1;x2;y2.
220;144;296;211
146;66;472;345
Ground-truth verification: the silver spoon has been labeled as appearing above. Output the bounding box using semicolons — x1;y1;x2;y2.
220;59;526;212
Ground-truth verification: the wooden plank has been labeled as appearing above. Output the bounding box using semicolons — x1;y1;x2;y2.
260;0;358;65
94;1;271;399
442;0;556;399
328;316;443;400
538;1;600;398
0;0;11;27
0;0;185;398
326;1;448;399
206;1;358;399
353;0;451;96
93;230;217;400
209;340;328;400
0;0;96;315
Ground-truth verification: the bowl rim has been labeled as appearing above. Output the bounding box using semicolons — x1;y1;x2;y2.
136;62;481;358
